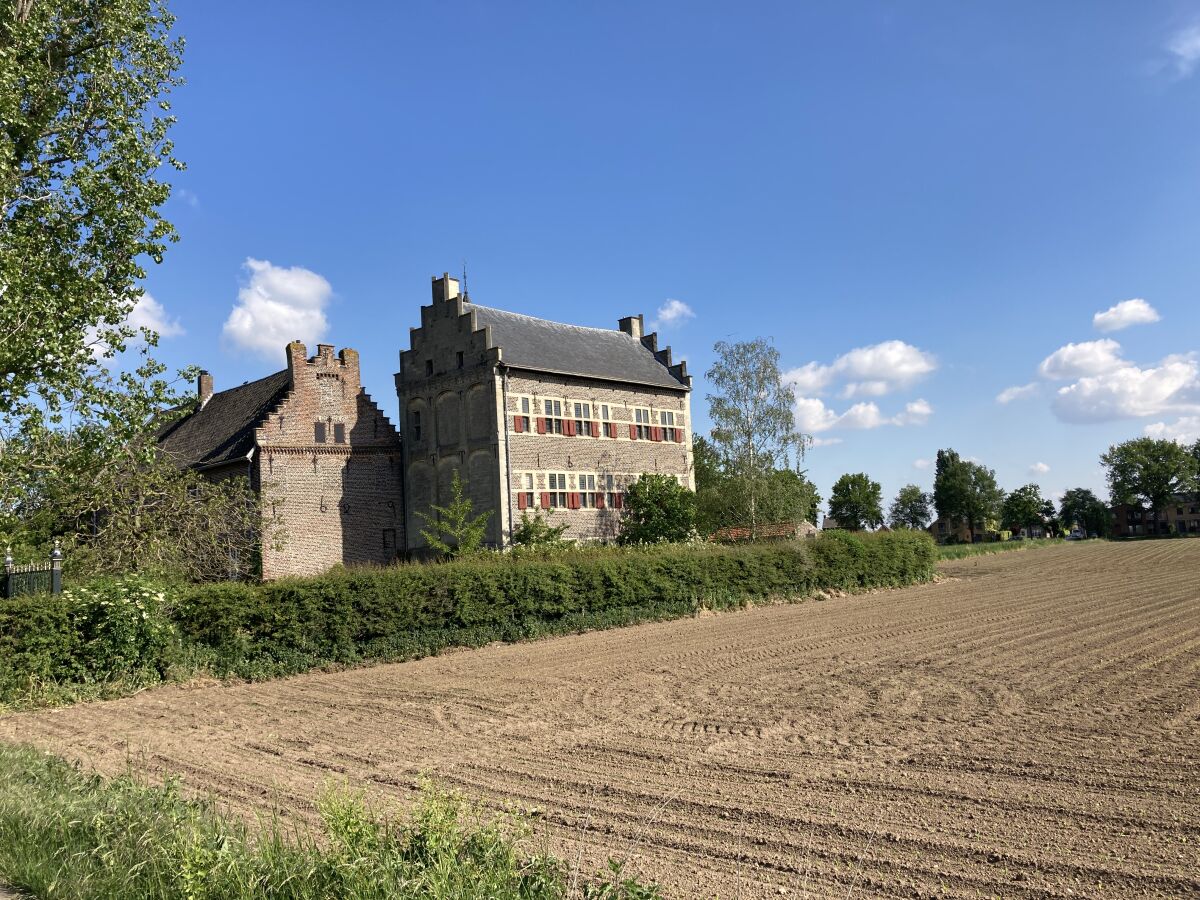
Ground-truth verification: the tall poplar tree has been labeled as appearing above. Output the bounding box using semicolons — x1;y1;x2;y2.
705;338;809;538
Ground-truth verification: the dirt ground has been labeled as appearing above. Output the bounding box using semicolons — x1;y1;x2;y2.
3;540;1199;898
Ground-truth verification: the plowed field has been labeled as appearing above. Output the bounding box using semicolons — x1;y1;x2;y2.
3;541;1199;898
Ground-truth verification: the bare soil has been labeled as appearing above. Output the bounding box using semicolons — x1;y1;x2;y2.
3;541;1199;898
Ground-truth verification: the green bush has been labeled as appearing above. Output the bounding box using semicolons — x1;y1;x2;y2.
0;743;659;899
0;531;936;707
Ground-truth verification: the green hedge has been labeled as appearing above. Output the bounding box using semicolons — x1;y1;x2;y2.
0;530;935;706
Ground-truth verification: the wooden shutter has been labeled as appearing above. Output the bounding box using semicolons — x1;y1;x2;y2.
595;493;606;509
517;492;528;510
540;492;551;509
514;416;525;433
608;422;617;439
565;419;576;436
674;428;683;443
590;421;600;438
569;492;580;509
536;417;547;434
613;493;623;509
629;424;637;440
652;426;662;442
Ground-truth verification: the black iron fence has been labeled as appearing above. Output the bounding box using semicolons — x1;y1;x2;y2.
2;542;63;599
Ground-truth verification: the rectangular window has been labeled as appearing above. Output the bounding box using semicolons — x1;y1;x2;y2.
425;359;433;376
573;401;593;437
456;351;465;369
661;410;679;442
578;474;597;508
543;399;566;435
412;410;421;441
314;422;327;443
604;474;622;509
333;423;346;444
547;472;569;508
634;408;652;440
517;472;534;509
601;404;609;420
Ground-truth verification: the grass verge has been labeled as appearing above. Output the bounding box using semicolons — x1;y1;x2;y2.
936;538;1072;560
0;743;659;899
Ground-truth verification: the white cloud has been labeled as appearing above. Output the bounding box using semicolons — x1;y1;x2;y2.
222;258;333;360
809;436;844;448
1167;24;1200;78
649;298;694;330
1093;298;1160;333
794;396;932;433
996;382;1038;404
175;187;200;208
1051;355;1200;424
1144;416;1200;443
783;340;936;399
913;458;932;470
1038;339;1125;380
1029;461;1050;475
128;292;184;338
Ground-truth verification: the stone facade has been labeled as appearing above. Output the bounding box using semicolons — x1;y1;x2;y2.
397;274;693;549
256;343;405;578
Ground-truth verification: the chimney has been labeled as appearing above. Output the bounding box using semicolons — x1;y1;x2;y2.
285;340;307;386
431;272;461;304
618;314;644;340
197;370;213;407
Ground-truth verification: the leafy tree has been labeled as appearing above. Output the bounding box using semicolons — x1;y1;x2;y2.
705;338;809;537
510;509;571;550
888;484;933;530
1100;438;1192;513
1001;483;1049;533
933;449;1004;541
416;471;493;557
618;473;696;545
0;0;184;418
694;434;820;535
827;473;883;531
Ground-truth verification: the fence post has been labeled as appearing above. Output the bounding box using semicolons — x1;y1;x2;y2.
3;546;12;600
50;539;63;595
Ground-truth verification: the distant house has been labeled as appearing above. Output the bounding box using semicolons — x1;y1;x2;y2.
711;521;818;542
1111;493;1200;538
821;516;841;531
927;516;973;544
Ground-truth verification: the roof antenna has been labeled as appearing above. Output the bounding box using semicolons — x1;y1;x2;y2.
461;259;468;300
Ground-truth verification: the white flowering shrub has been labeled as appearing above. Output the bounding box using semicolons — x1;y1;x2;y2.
64;578;177;680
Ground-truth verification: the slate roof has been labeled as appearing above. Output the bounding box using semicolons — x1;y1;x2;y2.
470;305;687;390
156;370;291;469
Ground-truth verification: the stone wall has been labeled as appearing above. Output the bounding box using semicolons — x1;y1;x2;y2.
256;342;403;578
500;371;692;543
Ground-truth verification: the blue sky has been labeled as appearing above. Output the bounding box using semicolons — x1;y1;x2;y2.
136;1;1200;512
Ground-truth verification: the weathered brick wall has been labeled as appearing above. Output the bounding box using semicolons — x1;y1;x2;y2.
256;342;403;578
499;371;692;543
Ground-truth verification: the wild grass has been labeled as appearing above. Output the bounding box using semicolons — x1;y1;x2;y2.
936;537;1069;560
0;743;659;899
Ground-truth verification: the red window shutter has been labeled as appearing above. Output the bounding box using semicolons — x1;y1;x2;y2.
652;426;662;442
565;419;576;436
674;428;683;443
517;492;528;510
608;423;617;439
536;417;547;434
629;423;637;440
570;492;580;509
590;421;600;438
595;493;605;509
514;415;525;433
540;492;551;509
613;493;623;509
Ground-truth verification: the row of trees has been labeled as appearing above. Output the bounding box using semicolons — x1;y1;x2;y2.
823;435;1200;540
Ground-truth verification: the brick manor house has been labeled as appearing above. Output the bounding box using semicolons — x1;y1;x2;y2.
160;273;693;576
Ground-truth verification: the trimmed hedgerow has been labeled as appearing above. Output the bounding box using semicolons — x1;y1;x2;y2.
0;530;935;706
172;530;935;678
